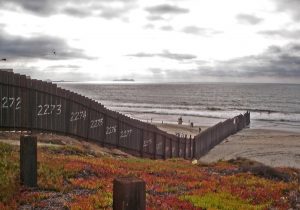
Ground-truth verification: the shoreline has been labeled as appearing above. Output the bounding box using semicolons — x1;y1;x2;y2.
130;112;300;134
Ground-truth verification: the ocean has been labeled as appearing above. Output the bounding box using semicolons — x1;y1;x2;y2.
58;82;300;133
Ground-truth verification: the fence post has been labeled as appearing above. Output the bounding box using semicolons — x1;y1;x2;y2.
163;135;166;160
192;137;196;159
102;113;107;146
177;137;180;157
246;111;250;126
170;138;173;158
140;129;144;157
113;176;146;210
184;136;187;159
153;132;157;159
86;100;92;139
116;117;120;148
20;135;37;187
189;135;192;159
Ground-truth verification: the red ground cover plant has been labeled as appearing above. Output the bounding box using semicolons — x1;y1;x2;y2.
0;142;299;209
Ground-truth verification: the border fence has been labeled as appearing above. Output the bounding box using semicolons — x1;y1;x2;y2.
0;70;250;159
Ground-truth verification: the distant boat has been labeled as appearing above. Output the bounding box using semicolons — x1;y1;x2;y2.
113;78;135;82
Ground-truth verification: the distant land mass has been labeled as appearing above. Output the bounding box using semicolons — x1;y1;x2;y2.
51;80;77;83
113;78;135;82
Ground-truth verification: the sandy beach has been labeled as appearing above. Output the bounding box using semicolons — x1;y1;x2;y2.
199;128;300;169
156;123;300;169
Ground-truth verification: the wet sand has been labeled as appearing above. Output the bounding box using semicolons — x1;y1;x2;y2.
155;123;207;137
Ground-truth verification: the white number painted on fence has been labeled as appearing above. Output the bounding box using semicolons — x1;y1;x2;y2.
106;125;117;135
143;139;152;147
37;105;43;116
2;97;8;108
176;132;186;138
37;104;62;116
15;97;21;110
90;118;103;128
70;110;87;122
44;104;49;115
1;97;21;110
120;129;132;138
9;97;15;107
56;104;62;115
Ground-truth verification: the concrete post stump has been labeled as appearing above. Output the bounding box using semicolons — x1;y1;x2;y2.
113;176;146;210
20;135;37;187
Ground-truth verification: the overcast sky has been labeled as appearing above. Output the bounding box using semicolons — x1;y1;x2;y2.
0;0;300;83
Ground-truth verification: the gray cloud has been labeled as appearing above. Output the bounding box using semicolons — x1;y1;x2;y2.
213;43;300;78
0;0;57;16
266;45;283;54
141;43;300;82
148;68;164;76
99;7;130;19
160;25;174;31
0;0;137;19
139;67;212;82
182;26;222;36
236;14;263;25
0;30;93;60
127;50;197;61
273;0;300;20
14;67;94;81
145;4;189;15
45;65;81;71
143;24;155;29
127;52;155;58
63;7;91;18
259;29;300;39
160;50;196;60
147;15;165;21
195;60;209;65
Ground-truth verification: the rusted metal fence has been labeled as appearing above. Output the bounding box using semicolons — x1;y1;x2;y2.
193;111;250;159
0;70;250;159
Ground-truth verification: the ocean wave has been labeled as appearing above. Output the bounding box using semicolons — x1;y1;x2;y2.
238;108;277;113
206;107;222;111
105;104;300;124
103;101;299;116
101;101;227;112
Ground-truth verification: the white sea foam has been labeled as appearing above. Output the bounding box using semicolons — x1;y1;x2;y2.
58;82;300;132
